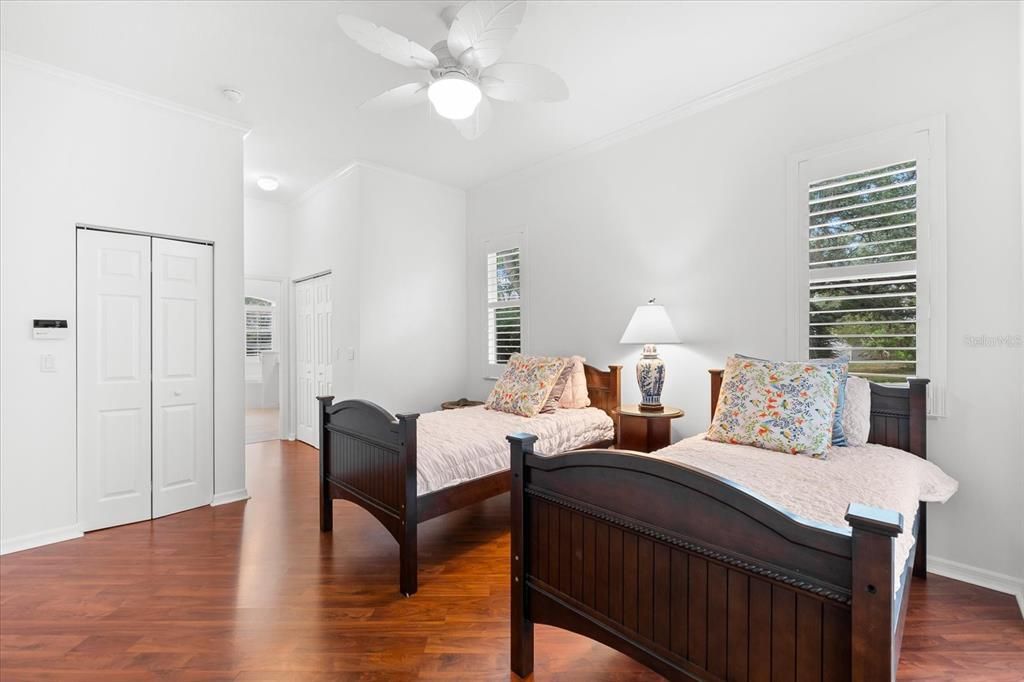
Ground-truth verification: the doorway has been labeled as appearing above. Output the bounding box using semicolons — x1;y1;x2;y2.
77;228;214;531
244;278;284;444
294;272;332;447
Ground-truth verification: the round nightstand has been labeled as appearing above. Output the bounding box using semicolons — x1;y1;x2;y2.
617;404;684;453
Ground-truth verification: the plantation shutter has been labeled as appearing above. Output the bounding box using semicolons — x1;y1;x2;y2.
487;246;522;366
807;160;918;382
245;305;274;356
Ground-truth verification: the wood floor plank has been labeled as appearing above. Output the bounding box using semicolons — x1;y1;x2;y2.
0;440;1020;680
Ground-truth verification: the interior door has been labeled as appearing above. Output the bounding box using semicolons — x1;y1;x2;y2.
295;274;331;446
77;230;153;531
151;238;214;517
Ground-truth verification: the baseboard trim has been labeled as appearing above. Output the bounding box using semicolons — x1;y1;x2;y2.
211;488;250;506
928;555;1024;618
0;524;84;555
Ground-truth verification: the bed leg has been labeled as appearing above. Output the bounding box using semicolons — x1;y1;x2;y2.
508;433;538;678
399;524;418;596
398;413;420;596
320;487;333;533
913;504;927;579
846;503;903;682
317;396;335;533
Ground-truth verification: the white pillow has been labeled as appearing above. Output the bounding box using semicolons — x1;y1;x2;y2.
842;376;872;446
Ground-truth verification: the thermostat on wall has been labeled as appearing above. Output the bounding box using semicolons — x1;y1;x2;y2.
33;319;69;339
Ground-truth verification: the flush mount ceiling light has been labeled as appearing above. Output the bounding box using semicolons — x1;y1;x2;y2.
256;176;279;192
335;1;568;140
427;74;482;120
222;88;244;104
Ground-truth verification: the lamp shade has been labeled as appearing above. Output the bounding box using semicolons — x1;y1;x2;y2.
619;302;680;344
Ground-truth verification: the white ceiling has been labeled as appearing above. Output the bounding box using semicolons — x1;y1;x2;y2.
1;1;935;202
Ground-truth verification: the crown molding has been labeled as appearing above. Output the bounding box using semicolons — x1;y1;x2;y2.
472;2;954;192
292;161;361;206
1;51;251;134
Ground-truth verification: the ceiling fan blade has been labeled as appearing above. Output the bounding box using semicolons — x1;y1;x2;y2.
447;1;526;70
480;63;568;103
359;82;429;112
451;95;493;140
337;14;439;70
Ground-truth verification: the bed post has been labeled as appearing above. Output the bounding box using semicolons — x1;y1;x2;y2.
609;364;622;406
908;378;929;578
317;396;335;533
709;369;724;421
508;432;537;679
846;503;903;682
397;412;419;596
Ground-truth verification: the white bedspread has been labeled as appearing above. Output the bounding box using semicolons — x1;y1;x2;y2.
415;406;614;496
645;436;958;590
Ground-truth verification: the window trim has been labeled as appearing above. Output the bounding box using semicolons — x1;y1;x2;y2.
786;117;947;416
483;232;527;379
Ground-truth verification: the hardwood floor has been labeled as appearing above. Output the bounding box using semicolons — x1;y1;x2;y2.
245;407;280;444
2;439;1021;681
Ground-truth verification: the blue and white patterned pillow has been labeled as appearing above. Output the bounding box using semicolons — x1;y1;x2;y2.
737;354;849;446
708;356;841;458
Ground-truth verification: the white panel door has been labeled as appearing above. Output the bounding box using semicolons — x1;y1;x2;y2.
77;230;153;531
295;274;331;447
151;238;213;517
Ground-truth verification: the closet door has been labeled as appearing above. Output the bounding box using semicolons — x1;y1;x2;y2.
151;238;213;517
77;230;153;531
295;274;331;447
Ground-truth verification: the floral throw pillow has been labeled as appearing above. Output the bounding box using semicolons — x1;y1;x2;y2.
486;354;568;418
707;355;840;458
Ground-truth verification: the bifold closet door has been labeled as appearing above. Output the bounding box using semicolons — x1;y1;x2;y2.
151;238;213;518
78;230;153;532
295;274;332;447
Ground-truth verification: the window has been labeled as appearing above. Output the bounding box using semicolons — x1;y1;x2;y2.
807;160;918;382
789;119;946;414
486;243;523;368
245;296;274;356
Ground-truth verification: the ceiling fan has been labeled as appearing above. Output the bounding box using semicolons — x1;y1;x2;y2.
336;1;568;139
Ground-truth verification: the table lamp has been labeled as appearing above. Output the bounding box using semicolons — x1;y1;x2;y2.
619;298;680;412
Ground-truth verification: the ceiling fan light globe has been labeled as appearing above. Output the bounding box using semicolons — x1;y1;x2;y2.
427;76;482;120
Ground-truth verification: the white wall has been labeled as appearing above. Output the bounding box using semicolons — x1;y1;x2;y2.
288;164;467;416
244;196;291;279
358;166;467;413
0;56;247;553
466;4;1023;585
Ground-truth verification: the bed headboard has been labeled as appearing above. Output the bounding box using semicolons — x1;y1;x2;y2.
583;364;622;422
708;368;928;459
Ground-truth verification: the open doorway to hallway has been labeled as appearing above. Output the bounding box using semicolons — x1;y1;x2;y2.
245;278;284;443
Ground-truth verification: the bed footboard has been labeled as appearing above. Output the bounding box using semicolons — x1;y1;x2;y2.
508;435;904;682
317;396;420;595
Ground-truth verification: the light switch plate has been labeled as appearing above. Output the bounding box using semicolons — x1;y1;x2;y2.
40;354;56;372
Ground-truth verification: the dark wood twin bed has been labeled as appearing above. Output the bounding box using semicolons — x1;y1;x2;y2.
508;370;928;682
319;367;928;681
317;363;621;596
